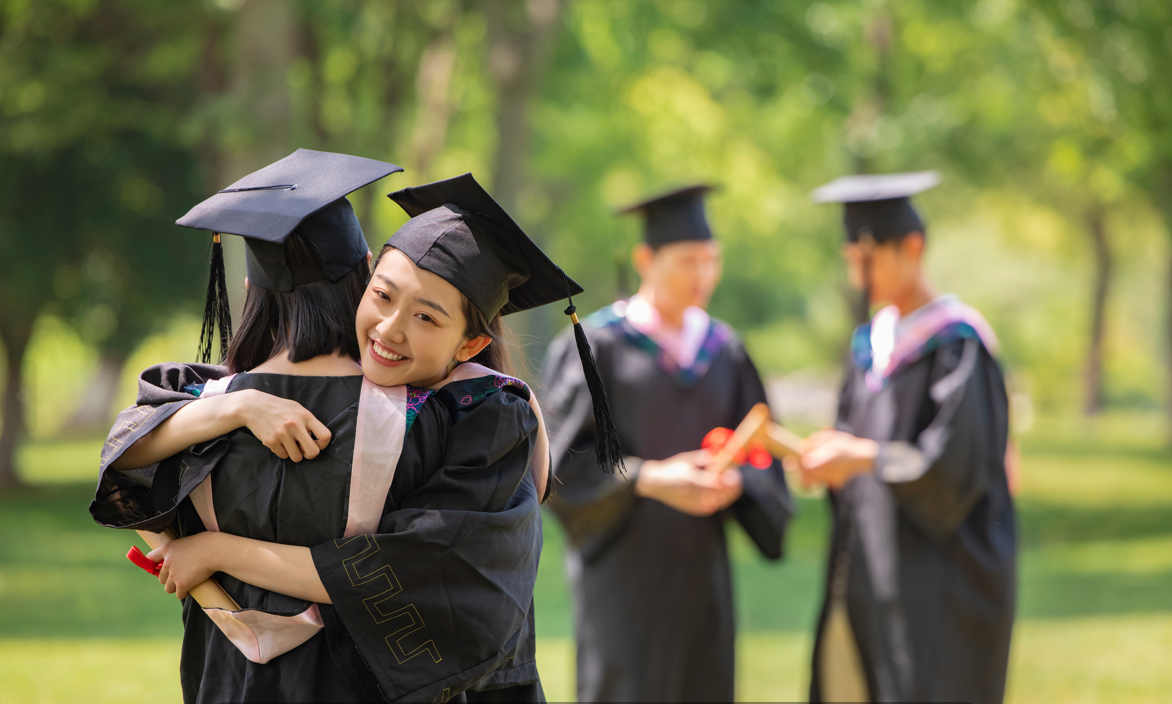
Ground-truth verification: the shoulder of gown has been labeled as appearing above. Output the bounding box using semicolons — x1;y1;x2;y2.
90;361;233;530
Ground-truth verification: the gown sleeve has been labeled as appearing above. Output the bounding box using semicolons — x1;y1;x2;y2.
723;338;792;560
872;338;1009;543
542;329;642;561
310;388;543;703
90;362;233;531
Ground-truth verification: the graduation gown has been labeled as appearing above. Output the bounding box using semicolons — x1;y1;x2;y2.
810;329;1016;704
91;362;546;703
543;304;792;702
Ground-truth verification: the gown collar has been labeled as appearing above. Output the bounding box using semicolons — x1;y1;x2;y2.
853;294;999;391
601;297;733;387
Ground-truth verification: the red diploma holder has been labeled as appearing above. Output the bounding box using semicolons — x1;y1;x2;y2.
702;403;806;474
126;529;241;611
126;545;162;576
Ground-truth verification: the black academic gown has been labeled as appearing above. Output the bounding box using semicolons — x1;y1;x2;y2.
543;307;792;703
91;363;546;703
810;336;1016;704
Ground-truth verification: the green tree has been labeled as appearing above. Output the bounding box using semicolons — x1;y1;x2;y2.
0;0;216;484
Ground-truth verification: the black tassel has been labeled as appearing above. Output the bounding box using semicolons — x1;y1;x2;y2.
198;234;234;364
561;278;625;475
856;230;875;325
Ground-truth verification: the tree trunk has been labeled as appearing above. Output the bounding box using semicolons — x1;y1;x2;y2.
219;0;298;326
1083;210;1111;415
62;349;129;435
0;315;36;489
410;17;461;182
484;0;563;353
1167;239;1172;444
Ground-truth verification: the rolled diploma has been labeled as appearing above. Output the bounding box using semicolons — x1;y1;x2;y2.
136;529;241;611
705;403;773;474
757;423;805;460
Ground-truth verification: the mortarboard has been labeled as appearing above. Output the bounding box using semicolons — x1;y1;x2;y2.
388;173;582;319
387;173;624;474
177;149;402;363
618;184;716;247
811;170;940;243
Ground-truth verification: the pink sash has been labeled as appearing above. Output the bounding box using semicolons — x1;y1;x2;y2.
190;364;547;664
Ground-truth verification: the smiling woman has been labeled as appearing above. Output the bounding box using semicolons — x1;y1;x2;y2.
90;165;617;703
360;246;513;388
358;248;494;388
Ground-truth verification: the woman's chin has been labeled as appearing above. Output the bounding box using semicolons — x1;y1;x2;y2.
360;356;408;387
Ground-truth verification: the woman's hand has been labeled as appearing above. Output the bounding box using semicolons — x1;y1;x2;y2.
148;533;223;601
230;389;332;462
783;429;878;490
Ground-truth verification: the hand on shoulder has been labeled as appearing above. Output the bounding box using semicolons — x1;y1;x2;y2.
231;389;331;462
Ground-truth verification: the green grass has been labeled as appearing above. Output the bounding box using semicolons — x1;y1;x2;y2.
3;412;1172;702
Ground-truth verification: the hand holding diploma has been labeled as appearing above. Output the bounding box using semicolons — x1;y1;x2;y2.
635;450;744;516
701;403;878;490
129;529;241;610
782;429;878;490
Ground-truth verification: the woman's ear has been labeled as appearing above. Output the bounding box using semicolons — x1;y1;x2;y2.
453;334;493;363
365;251;373;273
244;277;250;292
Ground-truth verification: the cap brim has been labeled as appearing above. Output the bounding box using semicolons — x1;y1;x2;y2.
177;148;403;242
811;170;940;204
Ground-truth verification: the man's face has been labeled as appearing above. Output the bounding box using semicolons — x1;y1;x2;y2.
637;240;723;310
841;232;924;305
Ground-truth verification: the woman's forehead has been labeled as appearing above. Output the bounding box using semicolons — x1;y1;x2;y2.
375;249;465;304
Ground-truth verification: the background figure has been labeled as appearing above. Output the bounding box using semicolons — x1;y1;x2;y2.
796;173;1016;704
543;186;791;701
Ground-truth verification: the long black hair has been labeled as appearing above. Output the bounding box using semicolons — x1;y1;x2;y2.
226;232;369;373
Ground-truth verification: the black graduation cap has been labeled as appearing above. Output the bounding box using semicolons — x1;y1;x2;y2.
177;148;403;363
618;184;716;247
387;173;625;474
810;171;940;243
387;173;582;319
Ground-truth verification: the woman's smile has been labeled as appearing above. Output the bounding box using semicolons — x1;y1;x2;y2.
368;339;411;367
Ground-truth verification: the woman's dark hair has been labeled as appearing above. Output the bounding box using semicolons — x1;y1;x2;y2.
461;297;515;377
226;232;369;373
373;244;517;377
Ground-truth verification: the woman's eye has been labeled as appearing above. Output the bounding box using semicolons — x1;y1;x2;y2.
418;313;434;324
376;290;390;302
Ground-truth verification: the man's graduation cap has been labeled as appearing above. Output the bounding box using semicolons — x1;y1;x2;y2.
618;184;716;247
177;149;403;363
811;170;940;243
387;173;625;474
812;170;941;322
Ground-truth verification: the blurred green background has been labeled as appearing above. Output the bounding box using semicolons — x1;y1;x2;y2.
1;0;1171;701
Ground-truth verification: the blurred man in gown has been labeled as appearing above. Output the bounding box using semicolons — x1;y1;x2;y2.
796;172;1016;704
542;185;792;702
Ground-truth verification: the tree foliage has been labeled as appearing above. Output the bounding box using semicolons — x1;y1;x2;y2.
2;0;1171;483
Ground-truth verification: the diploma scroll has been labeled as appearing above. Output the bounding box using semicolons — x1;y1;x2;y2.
704;402;806;473
135;529;241;611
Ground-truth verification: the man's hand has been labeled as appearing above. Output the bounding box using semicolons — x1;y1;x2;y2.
783;429;878;490
635;450;744;516
229;390;331;462
149;533;223;601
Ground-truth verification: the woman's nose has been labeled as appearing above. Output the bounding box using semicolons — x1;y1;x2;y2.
376;310;407;342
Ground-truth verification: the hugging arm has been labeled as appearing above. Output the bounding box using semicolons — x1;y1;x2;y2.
112;388;332;470
150;532;329;603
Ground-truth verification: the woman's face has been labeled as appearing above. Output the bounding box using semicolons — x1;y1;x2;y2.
356;248;489;387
